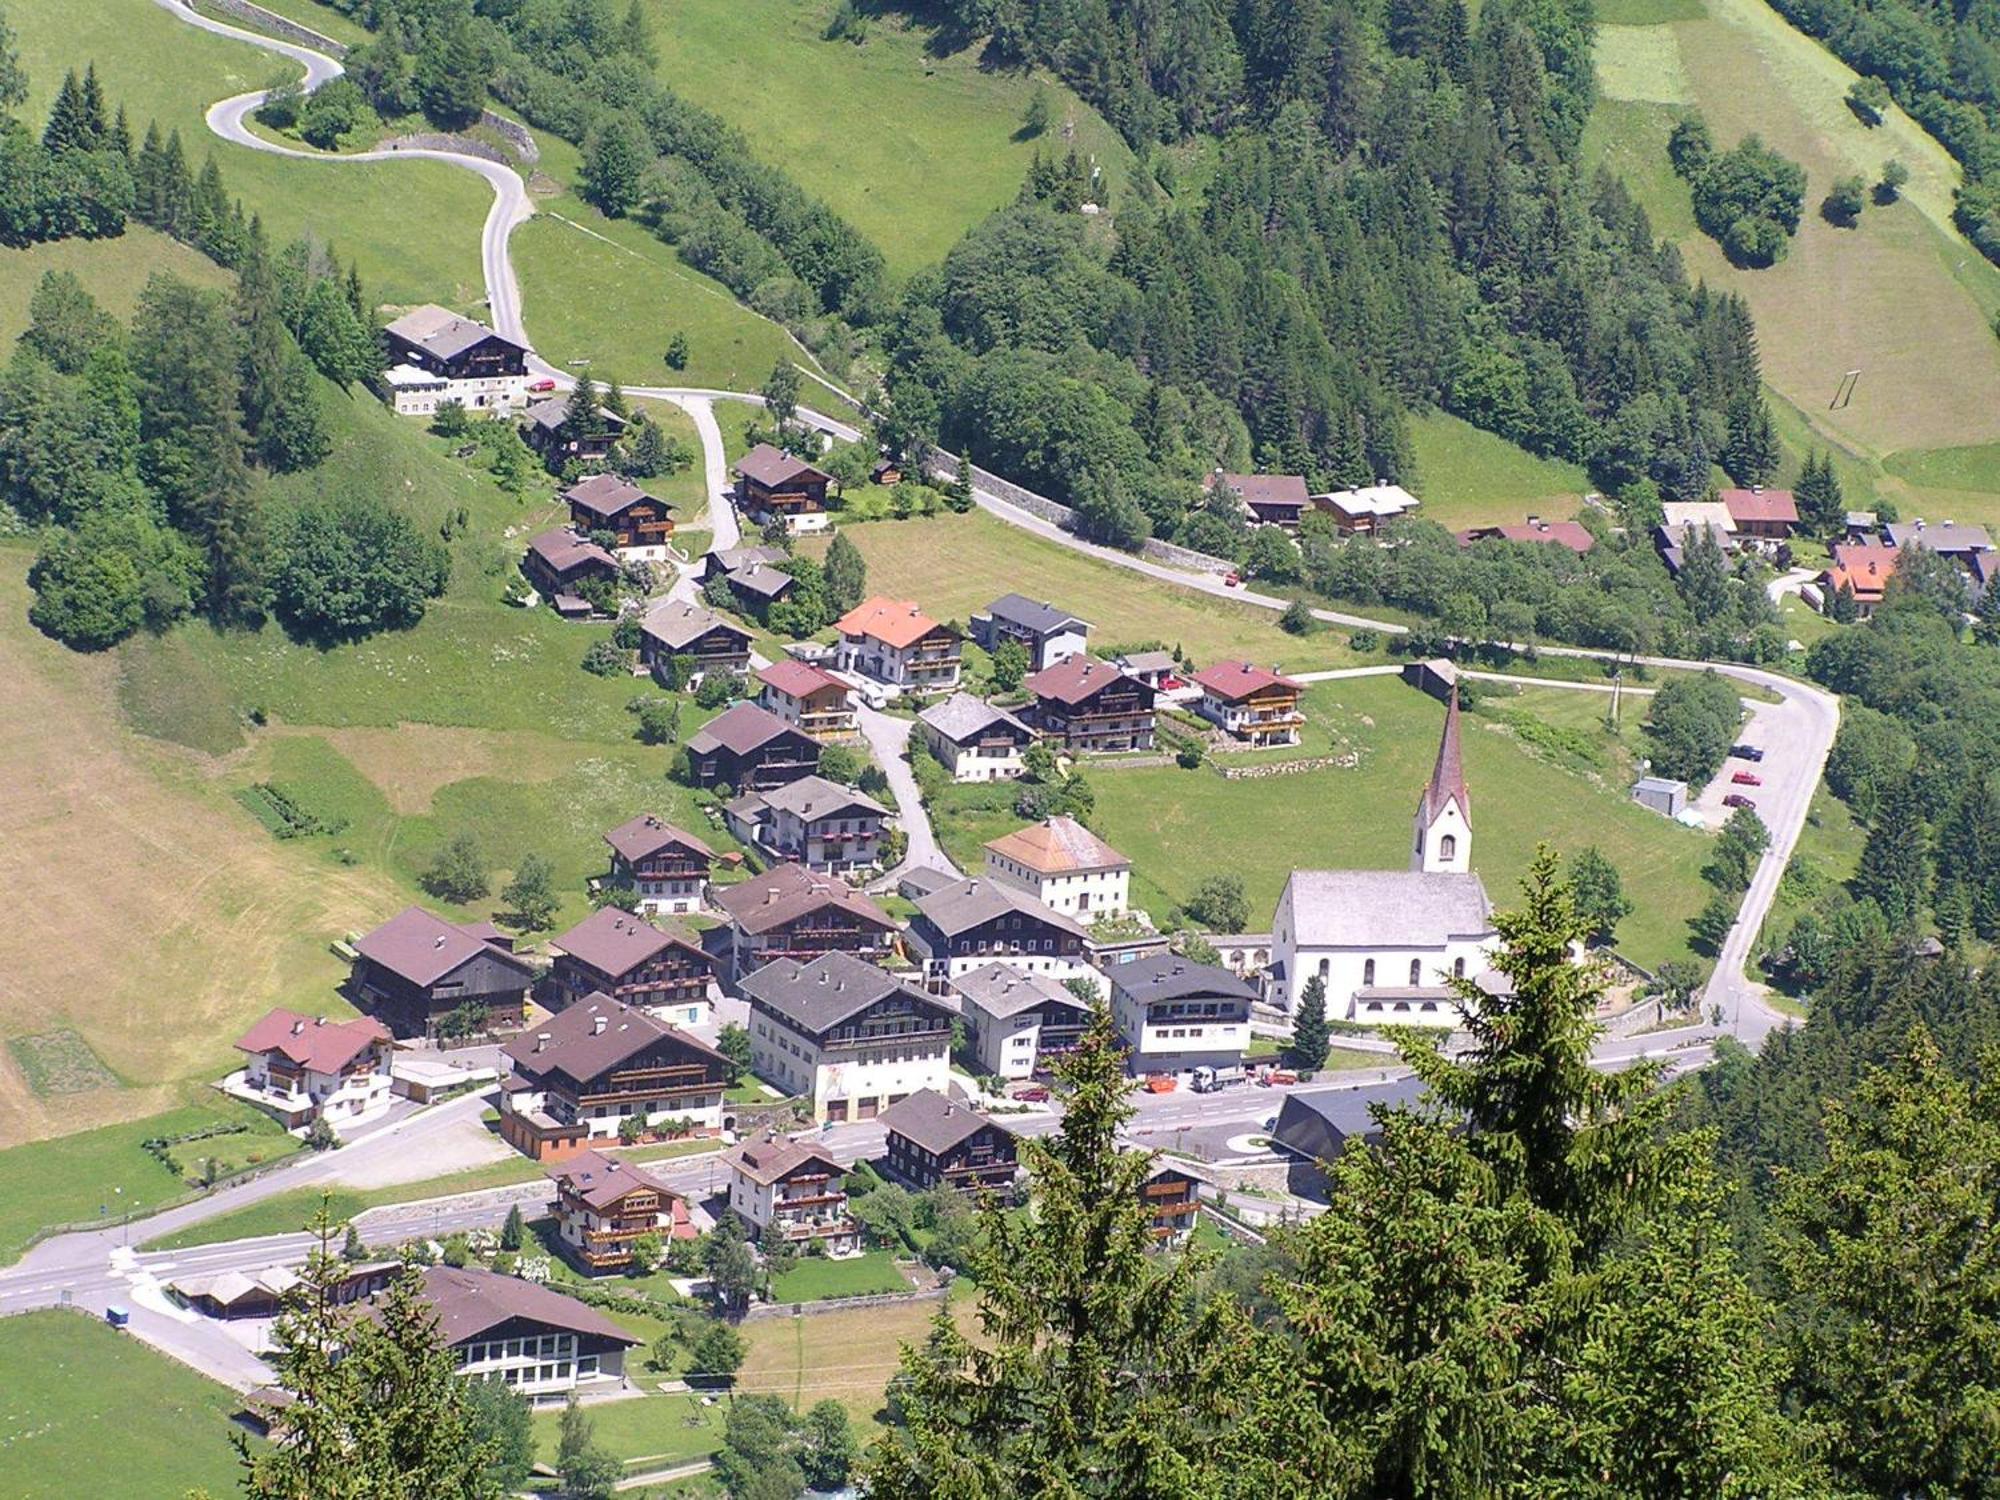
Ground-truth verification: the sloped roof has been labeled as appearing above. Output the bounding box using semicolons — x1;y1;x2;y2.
642;599;752;653
563;473;655;520
914;877;1088;940
1825;542;1900;601
880;1087;1014;1155
736;443;830;488
546;1148;679;1213
1025;655;1144;707
1107;953;1259;1004
723;1133;844;1187
1457;520;1594;555
1719;488;1799;525
985;593;1090;636
714;862;894;936
983;815;1127;875
739;950;946;1034
416;1265;638;1348
1214;472;1309;507
524;396;627;434
757;659;846;699
726;562;796;600
552;906;707;981
756;775;887;822
234;1009;389;1072
1271;1077;1429;1161
1278;870;1493;948
604;814;714;866
1315;482;1418;518
836;597;950;651
354;906;532;988
919;692;1033;744
1660;500;1737;535
383;304;519;359
526;529;617;574
951;962;1091;1022
1885;520;1995;554
1192;661;1301;702
1418;690;1470;828
686;701;807;756
504;991;726;1082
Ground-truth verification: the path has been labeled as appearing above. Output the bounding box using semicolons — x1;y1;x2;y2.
852;702;956;885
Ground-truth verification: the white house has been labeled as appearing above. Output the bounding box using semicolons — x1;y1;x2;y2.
833;597;963;694
719;1134;858;1253
1108;954;1256;1077
905;876;1096;991
983;815;1132;920
724;776;887;874
381;305;530;418
916;693;1036;782
952;962;1095;1079
227;1009;395;1130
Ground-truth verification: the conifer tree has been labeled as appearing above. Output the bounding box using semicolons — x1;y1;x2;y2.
79;62;106;143
1795;449;1845;535
822;530;867;615
107;102;131;161
1856;771;1928;930
41;69;87;153
0;5;26;113
1287;973;1330;1072
563;375;603;440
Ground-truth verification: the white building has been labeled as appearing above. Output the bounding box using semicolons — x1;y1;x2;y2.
833;596;963;694
1108;954;1256;1077
423;1265;641;1402
916;693;1036;782
226;1009;395;1130
952;962;1095;1079
983;815;1132;920
380;305;531;418
724;775;888;874
906;876;1097;991
719;1133;857;1253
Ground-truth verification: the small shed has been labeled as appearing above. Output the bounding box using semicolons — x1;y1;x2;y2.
1401;657;1459;703
1632;776;1688;818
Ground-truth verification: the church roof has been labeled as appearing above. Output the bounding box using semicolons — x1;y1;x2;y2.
1419;690;1470;829
1279;870;1493;949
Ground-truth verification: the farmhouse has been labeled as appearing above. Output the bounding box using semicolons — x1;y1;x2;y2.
521;530;618;615
415;1265;641;1401
683;701;821;791
983;815;1131;920
640;600;754;681
880;1088;1018;1195
1821;541;1900;616
701;544;787;582
905;875;1093;990
953;962;1093;1079
713;861;898;979
1885;519;1996;569
562;474;674;560
1207;470;1309;529
546;907;717;1027
1112;649;1180;692
1456;518;1595;554
725;775;888;874
1313;482;1418;534
718;559;798;618
523;395;627;468
1108;954;1255;1078
915;692;1036;782
738;951;955;1123
228;1009;394;1130
735;444;833;534
603;813;715;916
835;597;963;694
1139;1162;1202;1244
381;305;528;417
350;906;536;1038
546;1150;694;1275
1024;656;1157;753
756;659;855;741
720;1134;857;1253
499;992;729;1160
1191;661;1305;748
969;593;1091;671
1720;487;1799;540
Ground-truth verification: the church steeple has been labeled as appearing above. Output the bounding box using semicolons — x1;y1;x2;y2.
1413;689;1472;874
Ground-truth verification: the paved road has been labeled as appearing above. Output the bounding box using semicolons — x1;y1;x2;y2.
851;702;956;885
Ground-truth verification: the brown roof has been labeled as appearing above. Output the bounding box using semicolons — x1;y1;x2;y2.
526;529;617;574
383;304;519;361
758;658;848;699
1720;488;1800;525
879;1087;1013;1156
504;991;727;1083
1025;655;1145;707
642;600;752;653
354;906;532;988
1191;661;1301;702
553;906;707;981
563;473;655;521
984;815;1129;875
546;1148;679;1213
234;1009;389;1073
1456;520;1595;555
1214;472;1309;507
713;861;894;937
836;597;951;651
605;814;714;866
1419;689;1470;829
686;701;807;756
414;1265;638;1348
737;443;830;489
723;1133;845;1187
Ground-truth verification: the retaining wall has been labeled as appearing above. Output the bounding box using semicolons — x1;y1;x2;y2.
742;1284;947;1322
202;0;349;55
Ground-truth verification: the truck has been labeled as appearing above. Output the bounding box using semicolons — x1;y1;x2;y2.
1191;1065;1245;1094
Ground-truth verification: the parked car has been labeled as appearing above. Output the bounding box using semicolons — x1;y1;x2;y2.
1731;770;1763;786
1013;1084;1050;1103
1265;1069;1298;1086
528;377;557;393
1722;793;1756;809
1223;572;1242;587
1730;744;1765;762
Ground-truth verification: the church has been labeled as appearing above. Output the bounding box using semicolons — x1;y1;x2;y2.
1269;691;1499;1028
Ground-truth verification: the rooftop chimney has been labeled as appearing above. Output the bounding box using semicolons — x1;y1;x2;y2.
291;1019;306;1036
535;1031;550;1053
593;1015;607;1035
434;935;447;949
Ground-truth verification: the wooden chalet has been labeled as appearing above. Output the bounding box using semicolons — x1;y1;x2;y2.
683;701;820;791
713;861;896;980
1191;661;1305;748
524;396;627;467
639;601;753;680
522;530;618;615
735;443;832;533
879;1088;1018;1195
350;906;536;1038
547;1150;694;1274
603;814;715;915
1024;656;1157;753
756;658;855;741
563;474;674;554
1141;1161;1202;1244
1208;470;1309;529
546;906;717;1024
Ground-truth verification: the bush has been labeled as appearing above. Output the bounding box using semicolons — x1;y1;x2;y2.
1821;175;1866;226
1279;599;1317;635
582;639;631;677
636;698;681;744
422;831;489;904
272;495;450;643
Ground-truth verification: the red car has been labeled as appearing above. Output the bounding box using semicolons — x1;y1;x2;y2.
1013;1085;1050;1103
1731;770;1762;786
1222;572;1242;588
527;378;557;393
1722;793;1756;809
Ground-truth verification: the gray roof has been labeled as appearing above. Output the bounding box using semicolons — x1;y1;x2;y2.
879;1087;1014;1155
415;1265;637;1349
564;473;653;520
1108;952;1260;1005
918;692;1033;745
686;701;804;756
711;545;787;573
644;600;752;652
914;877;1089;940
985;593;1090;637
1633;776;1686;794
755;775;887;821
952;962;1090;1022
383;304;519;360
1271;1077;1429;1162
1116;650;1176;675
1885;520;1994;554
726;562;796;599
739;951;950;1035
1279;870;1494;948
525;396;627;434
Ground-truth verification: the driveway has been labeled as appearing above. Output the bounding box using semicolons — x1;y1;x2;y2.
851;702;957;883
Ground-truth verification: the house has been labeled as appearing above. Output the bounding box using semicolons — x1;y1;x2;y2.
983;815;1131;920
834;597;963;695
229;1009;395;1130
1821;541;1900;616
522;530;619;616
172;1261;395;1321
725;776;888;874
1207;470;1310;529
1113;650;1181;693
547;1149;695;1274
381;305;528;417
713;861;897;980
1139;1161;1202;1244
547;907;717;1028
1269;694;1497;1026
1208;934;1273;983
953;962;1093;1079
1313;482;1419;535
1024;657;1157;754
683;702;821;791
905;876;1093;991
1108;954;1255;1078
915;693;1036;782
1843;511;1880;542
1456;518;1595;555
1632;776;1688;818
700;544;788;583
757;659;855;741
735;444;833;534
417;1264;642;1401
1885;519;1997;582
738;951;955;1123
498;992;730;1160
720;1134;857;1253
523;395;627;468
719;560;797;619
350;906;537;1038
562;474;674;560
1720;487;1799;540
603;814;715;916
640;601;754;682
879;1088;1018;1195
969;593;1091;671
870;457;902;486
1660;500;1739;540
1191;662;1305;748
1269;1078;1429;1194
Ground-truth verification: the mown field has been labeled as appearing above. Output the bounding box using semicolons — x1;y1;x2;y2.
1405;411;1592;530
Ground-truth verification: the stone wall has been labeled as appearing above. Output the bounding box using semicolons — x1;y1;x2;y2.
479;110;539;164
740;1285;947;1322
381;131;513;167
1216;753;1356;780
1141;536;1235;576
201;0;349;55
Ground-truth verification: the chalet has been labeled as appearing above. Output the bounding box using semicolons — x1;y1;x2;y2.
640;601;754;682
835;597;963;695
522;530;618;616
700;544;787;583
547;907;717;1028
1191;661;1305;748
350;906;536;1038
969;593;1091;671
1821;542;1899;617
683;702;820;791
1655;502;1738;575
757;659;855;741
1720;487;1799;540
172;1260;396;1321
229;1009;394;1130
1886;519;1997;571
381;305;528;417
713;862;897;980
562;474;674;560
880;1088;1018;1195
906;875;1092;991
721;1134;857;1253
416;1265;641;1401
1208;470;1309;529
1139;1162;1202;1244
983;815;1131;920
546;1150;694;1275
739;951;955;1123
523;395;627;468
499;992;729;1160
603;814;714;916
916;693;1036;782
1270;1078;1427;1164
718;560;797;619
735;444;832;534
1456;518;1595;555
1024;657;1156;754
725;775;887;874
952;962;1092;1079
1313;482;1418;535
1109;954;1255;1078
870;457;903;486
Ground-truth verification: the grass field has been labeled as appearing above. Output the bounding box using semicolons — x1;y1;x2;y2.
531;1387;727;1472
1406;411;1592;529
1757;785;1867;955
768;1248;909;1304
0;1309;247;1499
734;1289;975;1432
0;228;232;349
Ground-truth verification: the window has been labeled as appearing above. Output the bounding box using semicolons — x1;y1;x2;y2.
1362;959;1375;987
1317;958;1330;979
1440;834;1456;860
1453;957;1465;979
1409;960;1422;986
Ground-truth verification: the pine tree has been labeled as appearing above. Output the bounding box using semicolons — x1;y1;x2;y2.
500;1202;525;1252
822;530;867;615
0;6;26;113
41;69;88;154
79;62;107;144
619;0;657;66
1856;772;1929;930
602;379;629;424
1287;972;1330;1072
133;121;165;223
106;102;131;161
1795;449;1845;535
761;359;800;433
340;1222;366;1261
580;112;649;218
1722;391;1780;486
563;375;603;440
157;128;193;238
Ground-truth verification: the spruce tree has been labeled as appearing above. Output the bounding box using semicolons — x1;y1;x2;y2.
1856;772;1928;930
822;530;867;615
41;69;87;153
79;62;106;143
1795;449;1844;535
500;1202;525;1252
0;6;26;113
1287;972;1330;1072
563;375;603;440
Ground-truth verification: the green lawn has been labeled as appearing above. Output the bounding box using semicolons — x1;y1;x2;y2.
0;1310;247;1499
531;1387;727;1470
1406;411;1592;530
1757;785;1868;957
768;1248;909;1304
0;227;232;349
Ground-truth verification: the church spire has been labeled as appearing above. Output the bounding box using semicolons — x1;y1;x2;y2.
1413;687;1472;875
1421;688;1470;829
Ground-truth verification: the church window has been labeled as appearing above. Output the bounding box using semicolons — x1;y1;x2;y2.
1453;957;1466;979
1317;958;1329;979
1362;959;1375;986
1440;835;1456;860
1409;959;1422;986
